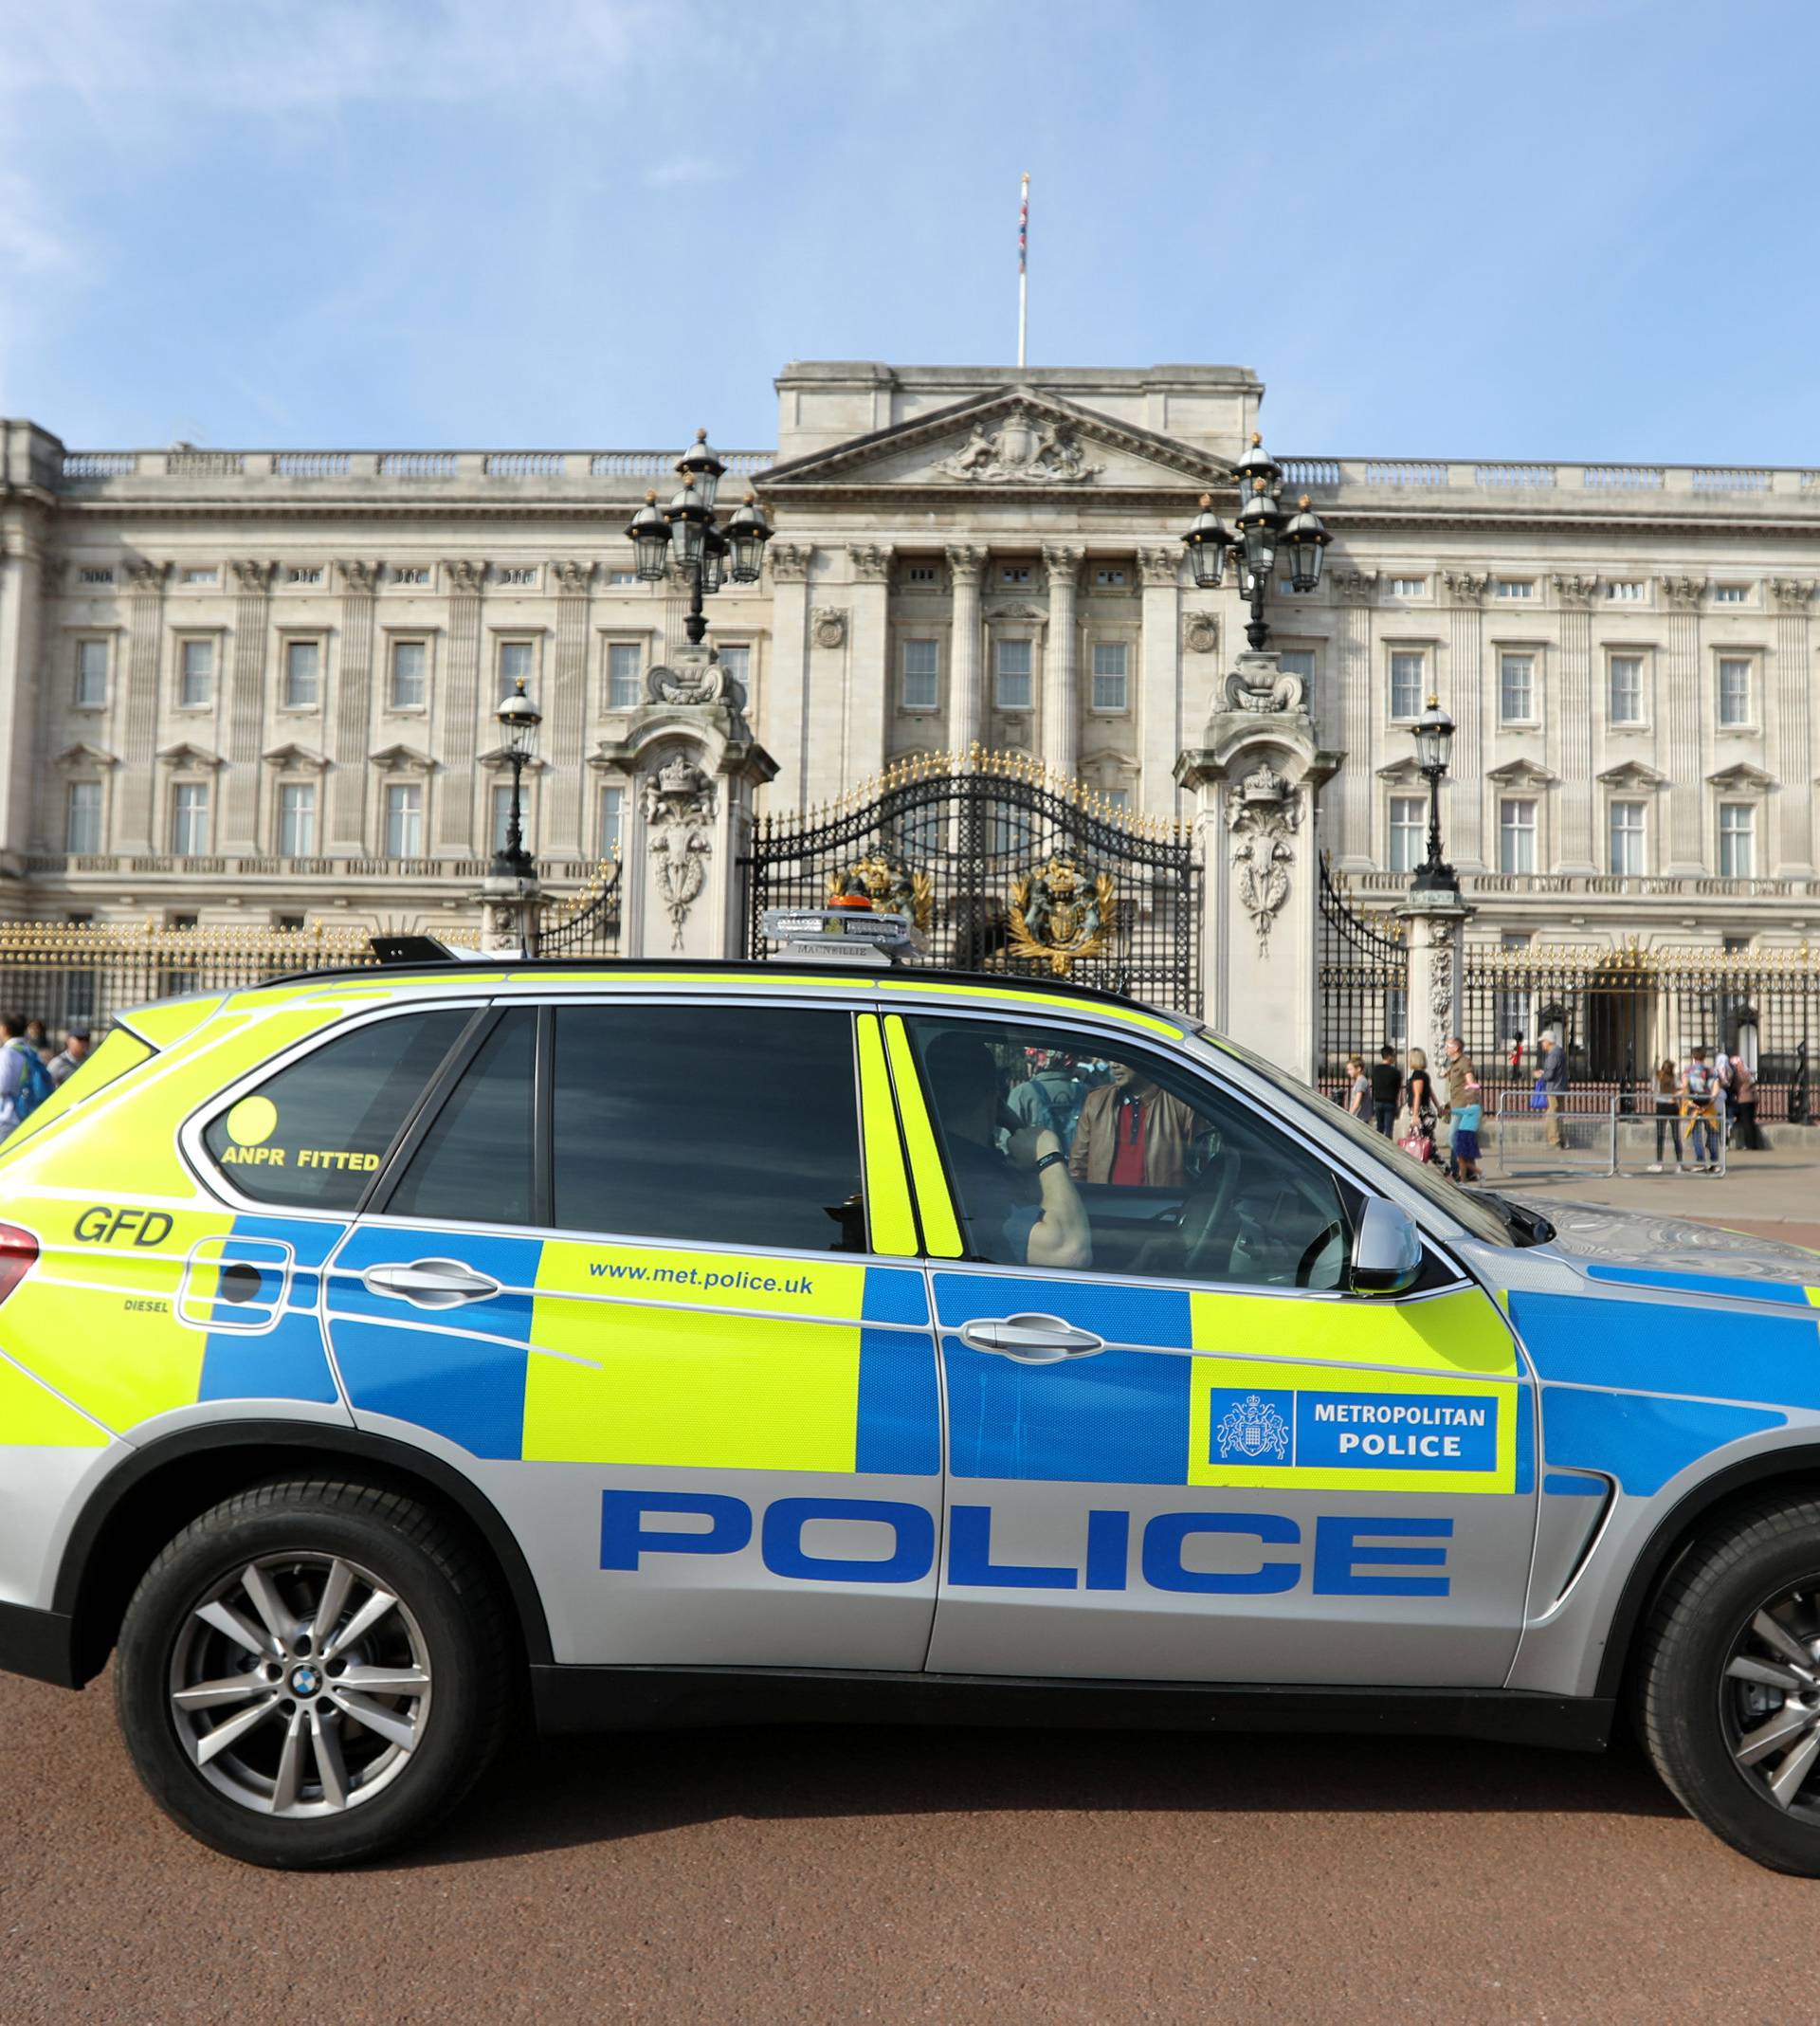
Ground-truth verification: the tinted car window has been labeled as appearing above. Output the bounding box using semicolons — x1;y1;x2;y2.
903;1014;1358;1288
203;1009;472;1211
387;1009;537;1227
552;1004;864;1252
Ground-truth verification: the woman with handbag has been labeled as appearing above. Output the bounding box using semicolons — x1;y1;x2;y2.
1400;1047;1440;1165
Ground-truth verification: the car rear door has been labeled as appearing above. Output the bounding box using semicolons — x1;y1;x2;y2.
324;992;944;1672
882;1005;1537;1689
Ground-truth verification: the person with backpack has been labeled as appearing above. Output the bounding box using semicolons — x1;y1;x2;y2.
1680;1046;1722;1168
0;1011;55;1137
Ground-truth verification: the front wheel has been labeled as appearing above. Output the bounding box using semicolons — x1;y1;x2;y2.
1640;1496;1820;1873
115;1478;511;1869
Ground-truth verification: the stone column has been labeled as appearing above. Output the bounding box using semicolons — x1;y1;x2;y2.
0;519;47;872
592;643;778;959
1553;574;1597;871
1176;693;1341;1080
1137;547;1182;817
1041;543;1083;779
548;560;592;858
843;542;894;789
946;544;986;757
330;560;380;851
1770;579;1815;875
1398;887;1473;1087
765;541;812;808
478;867;542;955
1661;575;1708;872
438;558;483;850
224;559;274;850
117;559;169;850
1441;571;1487;871
1332;569;1376;867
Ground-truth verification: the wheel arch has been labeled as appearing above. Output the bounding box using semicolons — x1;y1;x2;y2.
1595;1448;1820;1705
55;1421;555;1687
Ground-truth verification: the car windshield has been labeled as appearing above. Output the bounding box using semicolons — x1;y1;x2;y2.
1188;1027;1517;1249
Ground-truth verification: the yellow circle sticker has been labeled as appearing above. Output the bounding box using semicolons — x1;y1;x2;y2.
225;1096;278;1147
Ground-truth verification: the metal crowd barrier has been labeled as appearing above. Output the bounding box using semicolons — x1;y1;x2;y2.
1483;1093;1730;1179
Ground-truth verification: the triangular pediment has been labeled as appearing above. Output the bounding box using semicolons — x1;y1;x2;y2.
156;740;225;769
1486;757;1556;788
52;741;118;769
263;741;329;771
1598;760;1667;790
1707;761;1774;791
759;390;1233;494
369;742;433;774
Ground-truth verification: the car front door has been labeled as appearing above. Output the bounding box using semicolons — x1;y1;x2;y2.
324;994;943;1673
882;1007;1537;1688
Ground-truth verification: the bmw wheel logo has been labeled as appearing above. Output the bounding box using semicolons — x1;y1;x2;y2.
290;1666;321;1697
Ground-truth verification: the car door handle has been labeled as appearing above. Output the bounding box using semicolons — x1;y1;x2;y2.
362;1258;502;1309
957;1313;1106;1362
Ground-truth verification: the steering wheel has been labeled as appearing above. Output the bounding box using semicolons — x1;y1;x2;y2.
1177;1155;1242;1281
1294;1218;1349;1289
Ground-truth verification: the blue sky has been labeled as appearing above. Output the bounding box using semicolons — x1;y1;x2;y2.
2;0;1814;463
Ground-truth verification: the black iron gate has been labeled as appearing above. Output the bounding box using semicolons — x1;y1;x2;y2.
1317;854;1408;1097
537;859;621;957
743;753;1201;1013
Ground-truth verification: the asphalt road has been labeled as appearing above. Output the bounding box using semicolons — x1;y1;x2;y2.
5;1663;1819;2025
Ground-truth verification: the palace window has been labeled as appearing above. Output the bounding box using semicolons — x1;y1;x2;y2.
1608;800;1646;875
384;781;423;859
994;637;1033;711
1718;656;1753;726
1389;794;1425;873
1495;579;1536;599
1714;584;1749;604
282;639;321;708
390;638;428;710
1093;567;1127;588
286;566;323;587
496;566;537;589
999;565;1032;586
599;783;624;860
1090;642;1128;712
1279;649;1316;687
1499;797;1538;874
1389;577;1427;598
905;563;939;585
64;781;101;854
607;641;642;709
1608;655;1644;724
1499;651;1536;722
77;567;114;587
901;638;939;712
75;638;109;708
1389;650;1425;721
1604;580;1646;602
180;566;219;586
607;570;638;587
178;637;214;707
717;643;750;689
394;566;430;587
1719;801;1756;878
172;782;210;856
279;781;317;858
490;781;517;854
497;637;535;700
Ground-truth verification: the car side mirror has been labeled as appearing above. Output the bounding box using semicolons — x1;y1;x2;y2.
1350;1198;1422;1296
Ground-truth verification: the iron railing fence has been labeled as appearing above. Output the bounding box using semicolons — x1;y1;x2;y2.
537;859;622;958
1316;855;1410;1094
743;750;1202;1015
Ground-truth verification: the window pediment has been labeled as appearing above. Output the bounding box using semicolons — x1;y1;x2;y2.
369;743;434;775
1596;760;1667;790
263;742;330;771
478;746;550;773
1706;761;1773;793
156;740;225;770
1374;757;1427;786
52;741;119;769
1486;757;1556;788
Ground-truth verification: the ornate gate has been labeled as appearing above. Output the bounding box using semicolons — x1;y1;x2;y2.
537;858;622;957
743;750;1201;1013
1316;854;1408;1096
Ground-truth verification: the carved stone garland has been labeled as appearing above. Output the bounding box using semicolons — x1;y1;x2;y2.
643;754;716;949
1225;762;1301;958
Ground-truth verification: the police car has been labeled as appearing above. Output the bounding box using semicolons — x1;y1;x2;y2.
4;919;1820;1873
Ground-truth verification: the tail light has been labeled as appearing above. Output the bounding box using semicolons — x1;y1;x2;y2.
0;1224;40;1305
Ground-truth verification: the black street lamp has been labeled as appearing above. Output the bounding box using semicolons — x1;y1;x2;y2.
628;428;774;645
1410;695;1458;894
1180;432;1329;651
491;674;542;880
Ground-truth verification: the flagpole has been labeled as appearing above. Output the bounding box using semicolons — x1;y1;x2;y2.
1017;172;1028;369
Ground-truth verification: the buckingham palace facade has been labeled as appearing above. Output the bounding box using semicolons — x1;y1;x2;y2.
0;356;1816;955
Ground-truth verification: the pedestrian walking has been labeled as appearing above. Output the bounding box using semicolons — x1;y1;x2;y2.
1540;1029;1570;1150
1401;1047;1439;1164
1731;1052;1765;1152
1680;1047;1722;1168
1651;1058;1684;1170
0;1011;54;1138
1343;1056;1372;1123
1441;1035;1477;1178
1368;1045;1402;1138
46;1024;91;1087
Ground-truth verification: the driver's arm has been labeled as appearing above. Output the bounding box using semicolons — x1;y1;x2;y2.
1011;1126;1092;1269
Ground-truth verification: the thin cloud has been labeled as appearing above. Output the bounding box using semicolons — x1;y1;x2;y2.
642;155;732;190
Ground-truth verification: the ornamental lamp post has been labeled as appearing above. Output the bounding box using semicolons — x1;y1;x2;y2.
630;428;773;646
490;674;542;882
1179;431;1328;651
1410;695;1459;895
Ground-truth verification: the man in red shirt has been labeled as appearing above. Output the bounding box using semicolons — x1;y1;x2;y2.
1069;1061;1198;1188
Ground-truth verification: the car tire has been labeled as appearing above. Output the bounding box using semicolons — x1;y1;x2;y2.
115;1477;511;1870
1639;1495;1820;1873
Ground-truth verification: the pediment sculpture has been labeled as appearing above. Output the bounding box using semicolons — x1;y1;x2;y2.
933;405;1104;485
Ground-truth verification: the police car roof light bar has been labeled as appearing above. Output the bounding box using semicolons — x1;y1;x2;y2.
758;906;926;968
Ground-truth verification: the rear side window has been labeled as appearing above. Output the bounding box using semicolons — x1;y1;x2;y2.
203;1009;472;1210
387;1009;537;1227
551;1004;864;1251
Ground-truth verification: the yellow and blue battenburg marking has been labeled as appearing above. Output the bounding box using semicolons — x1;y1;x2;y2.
936;1275;1522;1493
326;1227;940;1473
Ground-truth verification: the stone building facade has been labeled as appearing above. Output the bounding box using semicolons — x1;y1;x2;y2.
0;357;1816;957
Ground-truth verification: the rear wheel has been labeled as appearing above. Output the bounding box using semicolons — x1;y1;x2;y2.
1640;1496;1820;1873
115;1478;511;1869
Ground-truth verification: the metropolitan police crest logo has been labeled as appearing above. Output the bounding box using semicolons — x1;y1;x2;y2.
1214;1392;1291;1463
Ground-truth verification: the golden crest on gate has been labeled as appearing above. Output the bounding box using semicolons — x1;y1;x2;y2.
826;852;935;931
1007;854;1116;975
